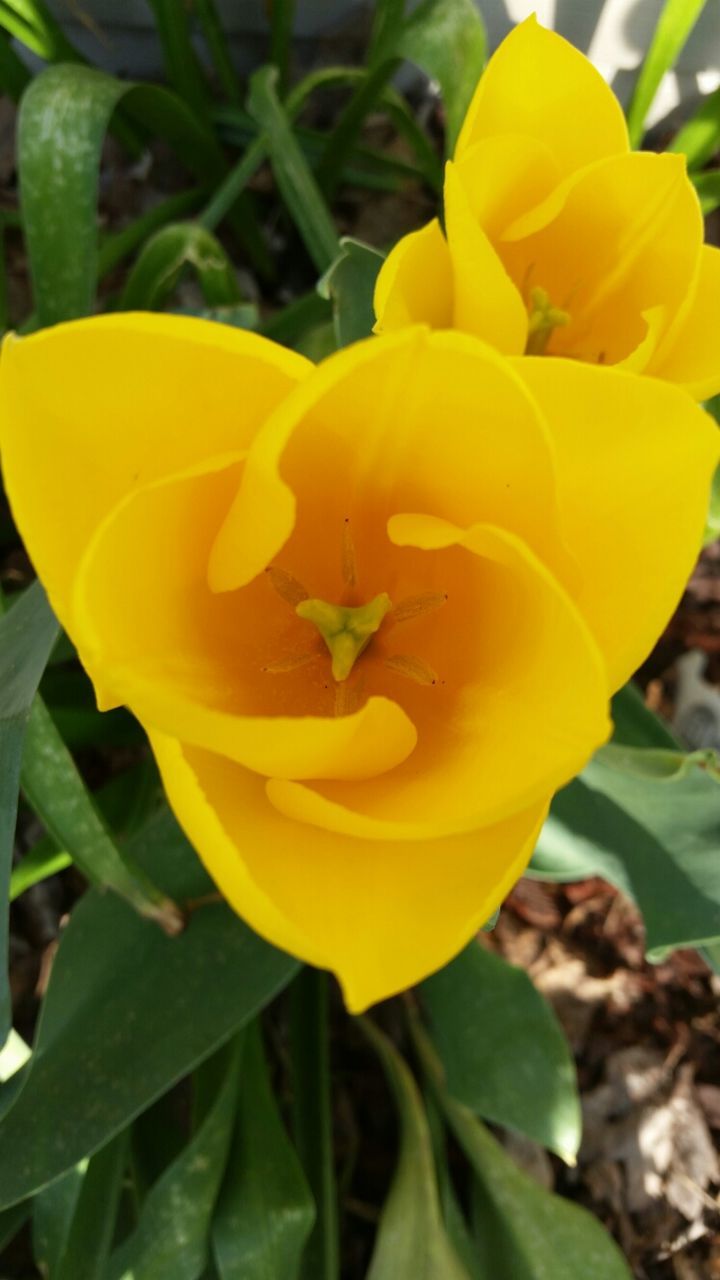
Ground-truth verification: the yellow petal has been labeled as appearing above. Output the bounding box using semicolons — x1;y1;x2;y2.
208;328;573;595
650;246;720;398
0;314;310;652
373;218;453;333
500;152;702;367
151;730;549;1011
512;358;720;690
456;15;628;173
74;456;417;780
444;161;527;352
452;135;560;241
267;517;609;840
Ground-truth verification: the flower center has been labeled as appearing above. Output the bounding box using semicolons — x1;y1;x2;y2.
525;286;570;356
296;593;393;682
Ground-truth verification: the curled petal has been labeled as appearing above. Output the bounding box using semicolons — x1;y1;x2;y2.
650;245;720;398
151;731;549;1011
373;219;453;333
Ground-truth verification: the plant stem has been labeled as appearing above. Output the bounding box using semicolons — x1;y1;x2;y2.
289;968;339;1280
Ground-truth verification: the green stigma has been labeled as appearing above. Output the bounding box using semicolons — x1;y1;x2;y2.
525;286;570;356
296;593;392;682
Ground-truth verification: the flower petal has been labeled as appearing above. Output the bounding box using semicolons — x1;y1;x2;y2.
209;329;574;596
151;730;548;1011
74;456;417;780
452;135;560;241
266;518;609;839
373;218;453;333
0;314;310;643
456;15;628;173
650;245;720;399
512;358;720;690
444;161;527;352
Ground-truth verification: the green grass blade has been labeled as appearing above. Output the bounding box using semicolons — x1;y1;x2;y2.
195;0;242;103
147;0;210;120
398;0;487;154
315;59;401;199
367;0;406;67
98;187;208;277
0;582;58;1042
673;88;720;169
626;0;709;147
0;0;81;62
269;0;295;95
53;1134;128;1280
247;66;340;271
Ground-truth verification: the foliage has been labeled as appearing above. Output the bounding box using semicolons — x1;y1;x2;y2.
0;2;718;1277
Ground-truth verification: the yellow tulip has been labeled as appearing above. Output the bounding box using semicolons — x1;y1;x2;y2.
375;16;720;399
1;314;716;1008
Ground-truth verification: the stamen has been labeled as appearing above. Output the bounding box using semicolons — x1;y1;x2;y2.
262;652;318;674
341;518;357;587
265;565;310;607
525;286;570;356
384;654;438;686
389;591;448;626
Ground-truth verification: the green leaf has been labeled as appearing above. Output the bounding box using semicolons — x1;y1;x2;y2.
703;461;720;544
421;942;580;1161
399;0;487;153
0;1198;30;1252
195;0;242;104
119;222;242;311
626;0;709;148
531;751;720;956
414;1023;632;1280
0;808;298;1208
33;1161;85;1276
361;1018;471;1280
213;1021;315;1279
673;91;720;169
108;1041;242;1280
147;0;210;121
318;238;385;348
0;0;81;63
425;1092;484;1280
54;1133;127;1280
268;0;295;95
21;698;183;934
0;582;58;1041
0;28;30;100
610;682;679;749
18;63;227;327
247;66;341;273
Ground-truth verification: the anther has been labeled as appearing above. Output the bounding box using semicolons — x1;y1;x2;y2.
265;565;309;607
341;518;358;587
384;654;438;686
389;591;448;627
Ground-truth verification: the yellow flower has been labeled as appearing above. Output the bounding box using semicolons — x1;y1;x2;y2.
1;315;716;1008
375;16;720;399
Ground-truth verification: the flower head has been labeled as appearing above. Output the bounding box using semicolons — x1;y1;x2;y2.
1;314;716;1008
375;16;720;399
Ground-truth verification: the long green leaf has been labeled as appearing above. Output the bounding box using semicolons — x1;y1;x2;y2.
421;942;580;1161
0;0;81;62
247;66;340;272
0;808;298;1208
18;63;227;327
109;1040;242;1280
0;582;58;1042
0;28;30;99
195;0;242;103
362;1018;471;1280
414;1023;632;1280
54;1133;127;1280
399;0;487;153
626;0;709;147
147;0;210;120
21;698;183;934
213;1021;315;1279
119;222;242;311
531;749;720;956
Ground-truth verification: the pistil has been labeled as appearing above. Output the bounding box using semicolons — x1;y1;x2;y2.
525;286;570;356
296;593;392;682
